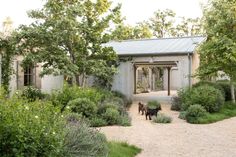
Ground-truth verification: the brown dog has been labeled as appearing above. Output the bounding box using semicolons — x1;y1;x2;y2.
138;102;146;115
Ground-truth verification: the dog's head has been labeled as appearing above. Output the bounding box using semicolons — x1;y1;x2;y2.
138;102;144;107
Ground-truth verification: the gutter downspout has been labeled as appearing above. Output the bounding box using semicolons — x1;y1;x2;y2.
188;53;192;87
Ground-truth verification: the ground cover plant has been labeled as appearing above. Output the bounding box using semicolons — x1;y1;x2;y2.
152;113;172;123
108;141;141;157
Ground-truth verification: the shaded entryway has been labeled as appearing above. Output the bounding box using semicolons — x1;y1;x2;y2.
133;61;177;96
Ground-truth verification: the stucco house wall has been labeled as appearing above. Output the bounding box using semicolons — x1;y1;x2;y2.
9;56;64;95
112;55;192;99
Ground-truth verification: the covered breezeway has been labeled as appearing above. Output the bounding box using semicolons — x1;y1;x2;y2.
133;61;178;96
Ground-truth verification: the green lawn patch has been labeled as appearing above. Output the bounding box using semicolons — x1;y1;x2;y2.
108;141;141;157
196;102;236;124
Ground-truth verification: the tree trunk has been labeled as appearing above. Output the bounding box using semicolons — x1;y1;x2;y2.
230;79;235;103
75;75;81;86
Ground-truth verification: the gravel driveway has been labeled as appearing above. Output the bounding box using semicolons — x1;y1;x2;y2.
100;102;236;157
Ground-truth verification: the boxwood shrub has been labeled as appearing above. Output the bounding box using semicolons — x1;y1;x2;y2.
185;104;207;123
67;98;98;118
180;85;224;112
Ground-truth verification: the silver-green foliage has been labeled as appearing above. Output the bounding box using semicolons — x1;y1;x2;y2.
152;113;172;123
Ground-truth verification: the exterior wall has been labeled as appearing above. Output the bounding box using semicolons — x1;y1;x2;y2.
112;55;191;99
9;56;64;94
112;62;134;99
191;52;200;85
41;75;64;93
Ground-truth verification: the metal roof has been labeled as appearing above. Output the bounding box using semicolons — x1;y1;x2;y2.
105;36;206;56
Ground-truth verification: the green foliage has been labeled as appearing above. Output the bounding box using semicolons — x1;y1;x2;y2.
198;0;236;101
17;0;121;88
64;120;108;157
50;84;131;127
0;33;18;93
185;104;207;124
102;108;120;125
152;113;172;123
178;111;187;120
111;22;152;40
175;17;203;37
50;84;112;111
111;90;132;109
171;96;181;111
148;9;176;37
193;81;226;98
68;98;97;118
0;99;65;157
89;116;108;127
180;85;225;112
147;100;161;109
22;86;46;101
195;101;236;124
108;141;141;157
216;81;236;101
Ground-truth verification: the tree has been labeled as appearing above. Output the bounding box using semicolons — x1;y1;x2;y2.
16;0;121;88
198;0;236;102
148;9;176;38
176;17;204;37
111;22;152;40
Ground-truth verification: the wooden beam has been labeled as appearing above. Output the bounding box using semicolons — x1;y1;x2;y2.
167;67;171;96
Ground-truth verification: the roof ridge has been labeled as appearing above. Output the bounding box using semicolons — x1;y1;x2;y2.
109;36;205;43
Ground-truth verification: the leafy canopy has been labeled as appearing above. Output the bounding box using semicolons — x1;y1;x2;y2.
16;0;122;88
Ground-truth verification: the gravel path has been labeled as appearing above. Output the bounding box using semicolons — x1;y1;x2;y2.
100;102;236;157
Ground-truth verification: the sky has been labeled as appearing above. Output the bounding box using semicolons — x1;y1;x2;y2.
0;0;207;29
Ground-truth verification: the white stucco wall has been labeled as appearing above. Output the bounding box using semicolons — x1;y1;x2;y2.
112;55;191;99
41;75;64;93
112;62;134;99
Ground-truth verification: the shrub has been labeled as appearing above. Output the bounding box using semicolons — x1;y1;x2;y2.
102;108;120;125
90;116;108;127
193;81;225;98
185;104;207;123
68;98;97;118
64;120;108;157
117;114;131;126
0;99;65;157
22;86;46;101
152;113;172;123
171;96;181;111
216;81;236;101
147;100;161;109
180;85;224;112
111;90;132;108
178;111;187;120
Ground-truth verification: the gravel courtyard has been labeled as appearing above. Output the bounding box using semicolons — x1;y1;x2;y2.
100;102;236;157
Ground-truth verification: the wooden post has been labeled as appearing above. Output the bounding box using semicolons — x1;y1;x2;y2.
167;67;171;96
134;65;137;94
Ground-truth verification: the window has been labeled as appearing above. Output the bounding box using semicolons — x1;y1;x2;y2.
24;66;34;86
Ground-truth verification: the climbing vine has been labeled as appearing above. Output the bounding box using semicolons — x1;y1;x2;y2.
0;35;17;93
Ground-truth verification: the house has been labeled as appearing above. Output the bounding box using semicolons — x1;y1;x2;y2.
107;36;206;99
0;18;64;95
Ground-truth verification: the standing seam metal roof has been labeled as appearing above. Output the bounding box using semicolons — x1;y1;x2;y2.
105;36;206;56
